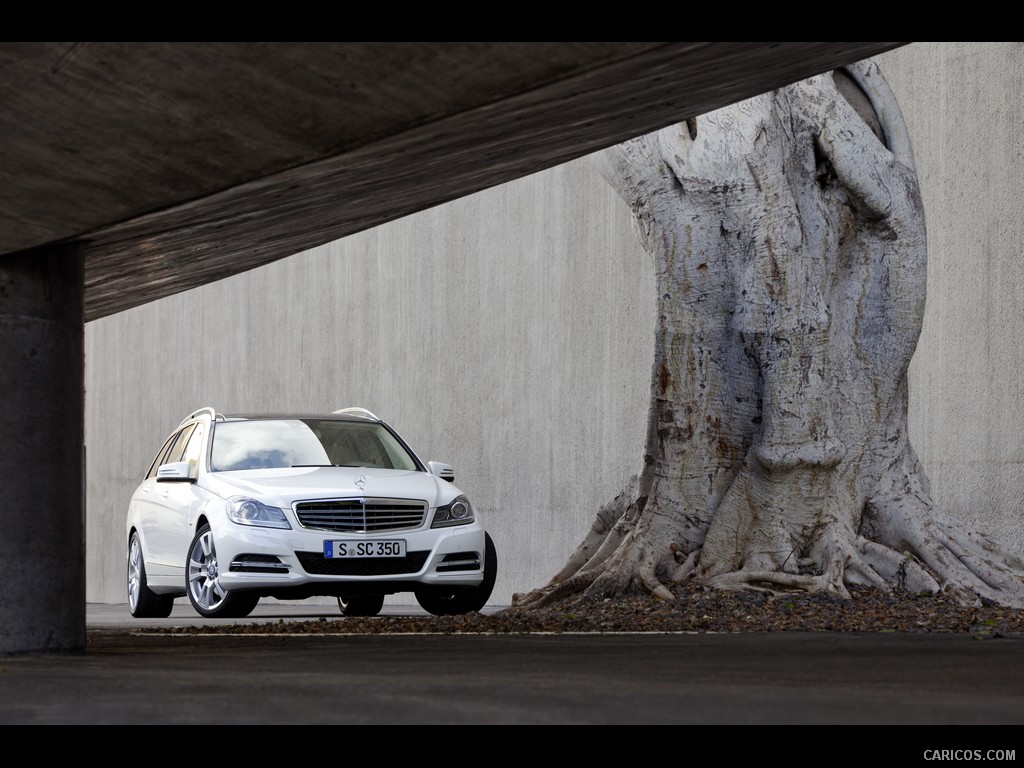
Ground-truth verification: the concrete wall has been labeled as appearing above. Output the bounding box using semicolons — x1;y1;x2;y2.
85;158;655;604
85;41;1024;605
878;42;1024;553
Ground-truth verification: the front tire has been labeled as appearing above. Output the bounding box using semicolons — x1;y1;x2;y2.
337;594;385;617
127;531;174;618
187;524;260;618
415;533;497;616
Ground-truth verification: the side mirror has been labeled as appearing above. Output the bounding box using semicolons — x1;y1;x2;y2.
427;461;455;483
156;461;195;483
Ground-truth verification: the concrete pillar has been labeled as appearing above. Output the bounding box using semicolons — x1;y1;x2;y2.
0;243;84;654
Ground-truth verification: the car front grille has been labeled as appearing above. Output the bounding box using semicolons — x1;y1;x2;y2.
296;550;430;576
294;498;427;532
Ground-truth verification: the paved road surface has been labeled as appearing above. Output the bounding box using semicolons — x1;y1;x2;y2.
0;603;1022;733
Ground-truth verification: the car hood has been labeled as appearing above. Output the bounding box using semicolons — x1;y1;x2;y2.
200;466;459;509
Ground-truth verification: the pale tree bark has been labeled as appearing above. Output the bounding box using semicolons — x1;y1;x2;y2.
518;59;1024;609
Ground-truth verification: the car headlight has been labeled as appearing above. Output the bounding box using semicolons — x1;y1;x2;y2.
431;495;475;528
227;497;291;529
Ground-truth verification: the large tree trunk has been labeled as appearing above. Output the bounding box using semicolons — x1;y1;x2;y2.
518;59;1024;609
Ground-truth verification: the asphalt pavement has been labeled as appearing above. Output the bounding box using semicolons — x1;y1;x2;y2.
1;603;1022;731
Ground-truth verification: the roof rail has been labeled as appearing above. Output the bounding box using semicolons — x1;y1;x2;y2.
332;407;379;420
179;407;222;427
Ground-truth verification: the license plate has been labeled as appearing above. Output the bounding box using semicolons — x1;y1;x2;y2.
324;540;406;559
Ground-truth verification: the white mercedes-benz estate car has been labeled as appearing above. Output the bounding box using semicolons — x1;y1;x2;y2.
126;407;496;619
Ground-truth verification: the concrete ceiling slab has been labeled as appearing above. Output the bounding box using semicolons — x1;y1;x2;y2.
0;42;908;320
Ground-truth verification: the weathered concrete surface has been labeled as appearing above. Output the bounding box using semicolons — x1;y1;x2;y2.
0;42;906;321
878;43;1024;555
84;159;655;605
0;244;84;652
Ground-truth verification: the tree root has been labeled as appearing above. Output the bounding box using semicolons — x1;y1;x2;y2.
514;522;675;609
515;492;1024;610
865;494;1024;607
700;533;941;600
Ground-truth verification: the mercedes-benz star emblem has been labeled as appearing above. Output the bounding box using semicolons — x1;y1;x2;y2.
354;474;366;490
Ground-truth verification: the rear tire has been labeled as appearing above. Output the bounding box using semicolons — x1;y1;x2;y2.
337;594;385;617
415;533;497;616
127;532;174;618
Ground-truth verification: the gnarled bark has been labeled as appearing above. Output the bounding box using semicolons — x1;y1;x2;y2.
517;59;1024;609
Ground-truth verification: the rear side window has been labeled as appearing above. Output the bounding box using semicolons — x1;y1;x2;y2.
145;431;179;480
182;423;205;472
165;424;197;465
145;424;198;479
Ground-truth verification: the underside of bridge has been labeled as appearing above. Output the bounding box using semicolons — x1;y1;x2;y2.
0;41;907;653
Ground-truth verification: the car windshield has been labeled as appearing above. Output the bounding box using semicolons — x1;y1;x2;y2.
210;419;420;472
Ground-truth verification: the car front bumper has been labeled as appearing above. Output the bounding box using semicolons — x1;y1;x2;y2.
211;516;487;595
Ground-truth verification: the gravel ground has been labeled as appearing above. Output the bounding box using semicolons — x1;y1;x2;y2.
142;584;1024;637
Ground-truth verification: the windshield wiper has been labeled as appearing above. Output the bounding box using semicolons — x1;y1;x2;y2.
291;463;367;468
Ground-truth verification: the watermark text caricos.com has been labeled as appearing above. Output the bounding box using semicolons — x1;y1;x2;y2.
924;751;1015;761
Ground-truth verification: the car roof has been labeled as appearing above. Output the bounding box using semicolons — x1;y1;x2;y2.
220;413;378;422
178;407;382;429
